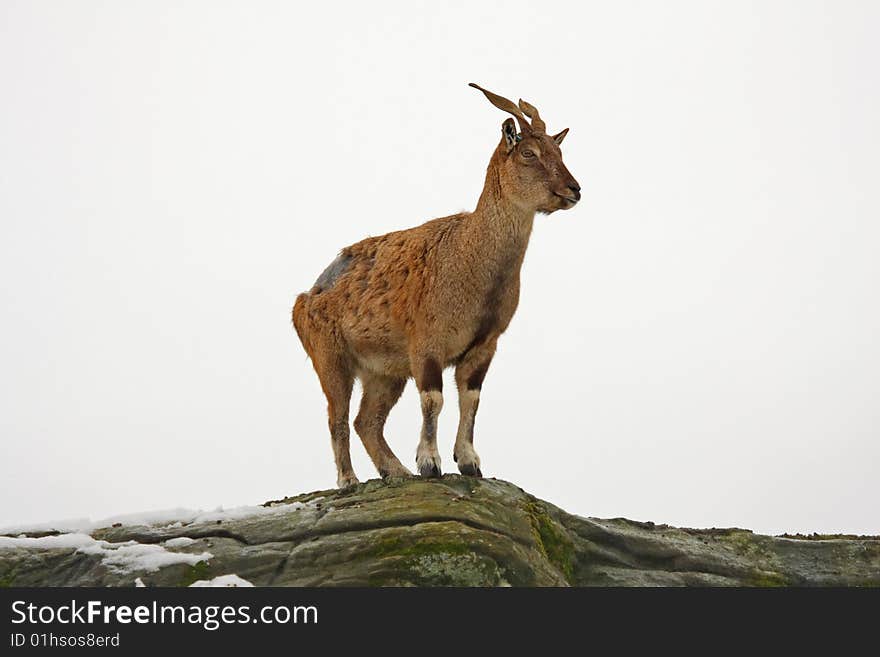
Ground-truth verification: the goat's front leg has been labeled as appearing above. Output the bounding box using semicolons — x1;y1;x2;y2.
414;355;444;477
453;337;497;477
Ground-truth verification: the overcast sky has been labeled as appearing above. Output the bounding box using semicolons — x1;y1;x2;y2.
1;1;878;535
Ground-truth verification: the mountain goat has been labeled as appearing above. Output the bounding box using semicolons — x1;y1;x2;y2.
292;83;580;487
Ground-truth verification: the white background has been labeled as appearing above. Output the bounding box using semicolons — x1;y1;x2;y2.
1;1;877;535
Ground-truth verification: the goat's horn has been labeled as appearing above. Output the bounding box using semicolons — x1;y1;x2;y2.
469;82;531;135
517;99;545;134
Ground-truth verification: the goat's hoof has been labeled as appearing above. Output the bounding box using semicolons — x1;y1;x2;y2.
458;463;483;478
418;462;442;478
379;463;413;479
336;474;360;489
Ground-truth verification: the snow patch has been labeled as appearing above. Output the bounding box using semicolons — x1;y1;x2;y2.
0;533;212;574
0;499;312;536
0;518;92;535
189;574;253;587
163;537;196;548
0;533;100;551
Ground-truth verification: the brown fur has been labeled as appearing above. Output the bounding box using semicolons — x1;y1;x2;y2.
292;84;580;486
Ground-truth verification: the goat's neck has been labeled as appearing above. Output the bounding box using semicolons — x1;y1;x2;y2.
467;162;535;265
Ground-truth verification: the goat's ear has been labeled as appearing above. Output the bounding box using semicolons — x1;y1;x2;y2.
502;118;518;151
552;128;569;145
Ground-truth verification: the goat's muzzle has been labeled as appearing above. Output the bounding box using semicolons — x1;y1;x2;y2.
554;183;581;206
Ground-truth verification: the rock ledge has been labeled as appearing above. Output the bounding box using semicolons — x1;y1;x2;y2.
1;476;877;587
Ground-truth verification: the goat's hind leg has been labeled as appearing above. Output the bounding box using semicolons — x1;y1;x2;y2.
314;355;357;488
353;371;411;479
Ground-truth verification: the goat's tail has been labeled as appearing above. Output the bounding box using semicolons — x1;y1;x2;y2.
291;292;314;358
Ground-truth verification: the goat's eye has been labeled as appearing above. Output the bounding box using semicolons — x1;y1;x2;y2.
522;149;535;158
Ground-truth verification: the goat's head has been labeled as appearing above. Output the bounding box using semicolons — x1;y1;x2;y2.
470;83;580;214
